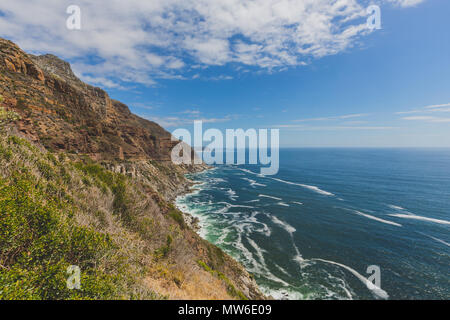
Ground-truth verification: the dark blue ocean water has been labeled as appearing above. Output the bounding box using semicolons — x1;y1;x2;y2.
176;149;450;299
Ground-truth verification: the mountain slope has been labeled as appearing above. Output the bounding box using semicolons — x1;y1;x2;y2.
0;38;174;161
0;37;264;300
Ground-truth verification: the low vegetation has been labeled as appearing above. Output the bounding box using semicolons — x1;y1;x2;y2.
0;38;262;300
0;132;158;299
0;129;253;299
197;260;248;300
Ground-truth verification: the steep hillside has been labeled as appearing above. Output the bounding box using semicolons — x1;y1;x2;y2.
0;37;264;300
0;38;175;161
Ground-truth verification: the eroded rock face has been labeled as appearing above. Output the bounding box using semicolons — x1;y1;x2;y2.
0;37;178;161
0;37;267;301
30;54;78;83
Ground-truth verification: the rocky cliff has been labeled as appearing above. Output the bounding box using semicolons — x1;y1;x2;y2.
0;37;265;300
0;38;176;161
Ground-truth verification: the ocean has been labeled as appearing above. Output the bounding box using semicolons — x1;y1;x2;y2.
176;148;450;300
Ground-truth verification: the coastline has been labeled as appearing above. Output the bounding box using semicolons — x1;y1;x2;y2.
176;166;216;236
174;165;268;300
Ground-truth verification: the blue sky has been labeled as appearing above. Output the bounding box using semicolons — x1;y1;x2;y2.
1;0;449;147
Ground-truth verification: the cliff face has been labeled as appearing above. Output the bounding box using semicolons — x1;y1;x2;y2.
0;37;265;300
0;38;176;161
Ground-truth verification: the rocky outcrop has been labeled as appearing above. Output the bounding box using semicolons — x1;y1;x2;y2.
0;37;178;161
0;37;266;300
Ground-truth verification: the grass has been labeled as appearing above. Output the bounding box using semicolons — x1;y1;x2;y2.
168;209;186;229
0;128;255;300
0;105;20;127
0;134;158;299
197;260;248;300
0;169;120;299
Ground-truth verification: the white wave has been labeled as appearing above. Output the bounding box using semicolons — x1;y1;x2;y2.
273;263;291;277
234;233;291;287
354;211;402;227
428;236;450;247
312;259;389;300
292;201;303;206
222;188;238;201
216;228;230;245
234;233;261;271
269;215;304;264
245;199;260;203
388;204;406;211
277;202;290;207
248;221;271;237
263;273;290;287
262;287;304;300
209;177;227;184
254;183;267;187
242;212;272;237
247;237;267;266
242;177;267;187
270;216;296;234
217;201;255;209
234;234;290;288
333;277;353;300
271;178;334;196
238;168;265;177
388;214;450;226
259;194;282;201
430;237;450;247
417;232;450;247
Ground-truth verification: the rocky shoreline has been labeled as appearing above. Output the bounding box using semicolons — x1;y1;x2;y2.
173;165;269;300
176;167;213;232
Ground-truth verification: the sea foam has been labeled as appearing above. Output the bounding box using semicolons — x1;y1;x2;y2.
312;259;389;300
354;211;402;227
259;194;282;201
271;178;334;196
388;214;450;225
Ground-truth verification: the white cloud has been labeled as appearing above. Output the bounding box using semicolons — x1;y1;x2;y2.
144;114;233;128
386;0;425;8
80;75;125;89
402;116;450;123
181;110;201;115
0;0;426;87
275;124;396;130
396;102;450;115
293;113;370;122
424;103;450;109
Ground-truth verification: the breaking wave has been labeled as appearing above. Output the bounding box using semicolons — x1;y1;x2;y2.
353;210;402;227
271;178;335;196
388;214;450;226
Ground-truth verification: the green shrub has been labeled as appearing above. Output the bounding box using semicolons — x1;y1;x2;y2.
0;168;124;299
154;235;173;259
0;134;164;300
37;160;55;180
0;107;20;127
0;144;13;161
168;209;186;229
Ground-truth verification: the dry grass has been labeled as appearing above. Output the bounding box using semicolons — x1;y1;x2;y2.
0;131;254;300
145;265;233;300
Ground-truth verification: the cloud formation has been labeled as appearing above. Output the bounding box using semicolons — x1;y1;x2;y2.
0;0;425;87
402;116;450;123
293;113;370;122
144;115;234;128
397;102;450;115
387;0;425;7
